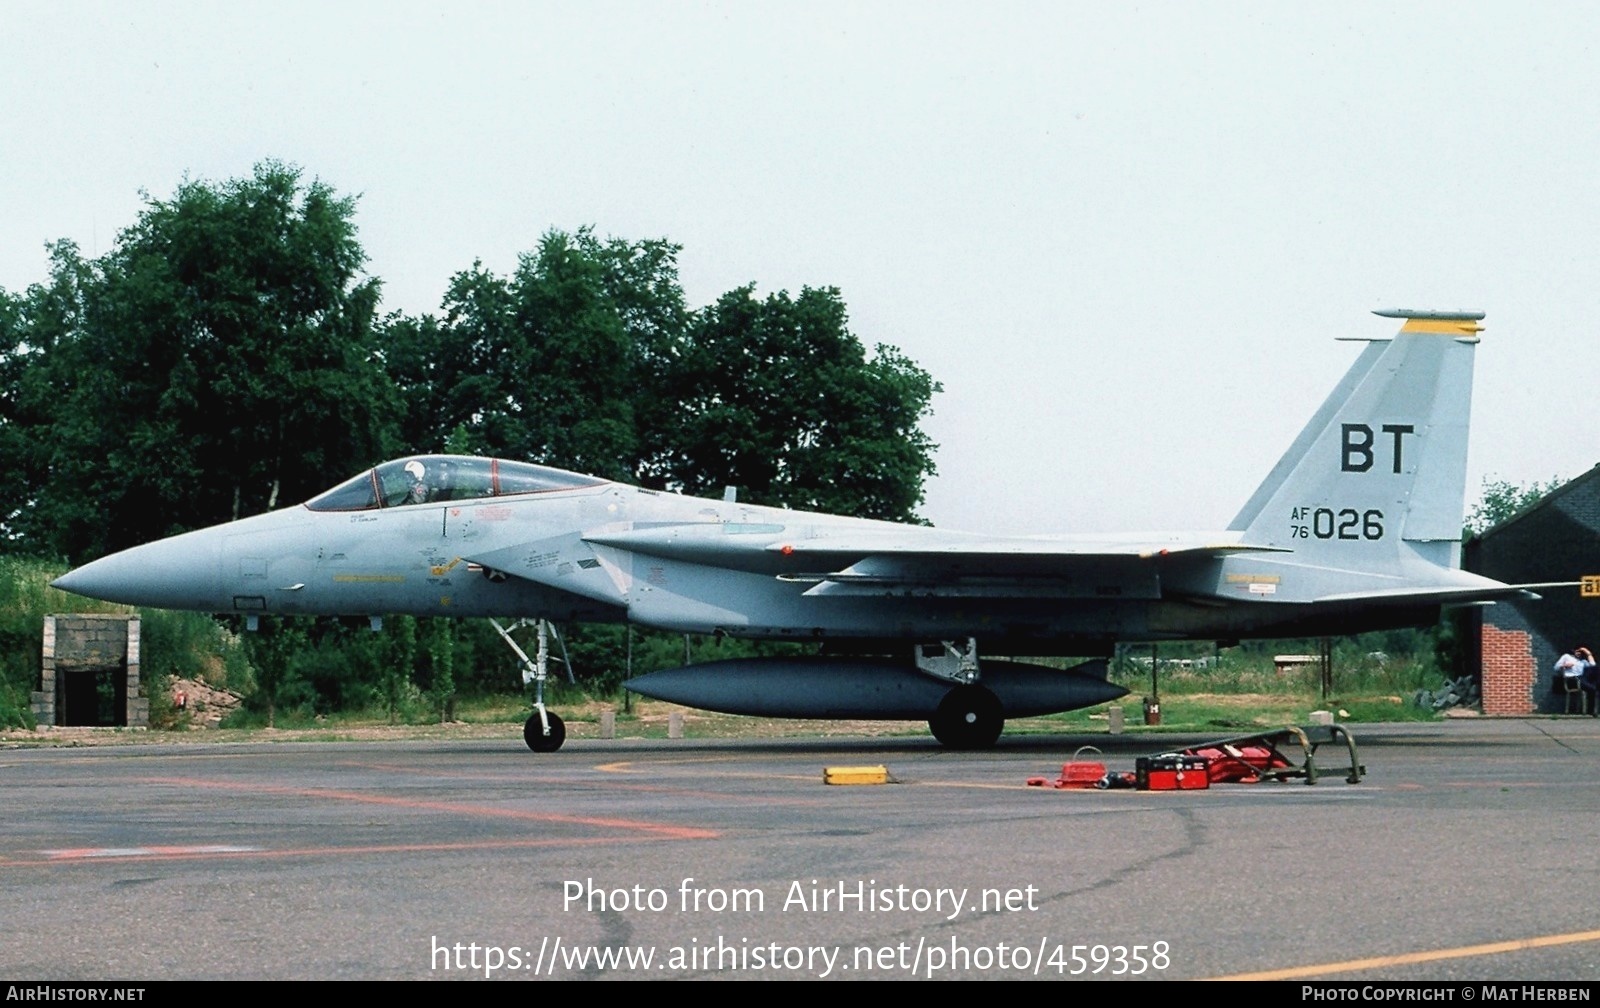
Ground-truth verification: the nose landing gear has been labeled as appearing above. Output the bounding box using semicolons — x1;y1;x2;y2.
492;617;572;753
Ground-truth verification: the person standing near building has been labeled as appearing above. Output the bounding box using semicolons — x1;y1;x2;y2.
1579;647;1600;715
1557;647;1598;714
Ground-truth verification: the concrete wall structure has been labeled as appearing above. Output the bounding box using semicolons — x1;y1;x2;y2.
32;614;144;728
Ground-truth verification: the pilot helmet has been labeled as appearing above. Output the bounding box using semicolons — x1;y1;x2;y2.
404;460;425;483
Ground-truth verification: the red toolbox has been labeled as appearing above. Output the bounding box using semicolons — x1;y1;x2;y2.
1135;755;1210;791
1026;746;1108;789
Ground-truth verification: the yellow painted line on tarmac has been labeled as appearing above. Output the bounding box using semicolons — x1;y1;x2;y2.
598;760;838;788
596;757;748;772
1208;928;1600;980
3;835;689;867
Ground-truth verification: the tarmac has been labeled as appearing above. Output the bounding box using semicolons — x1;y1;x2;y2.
5;717;1600;981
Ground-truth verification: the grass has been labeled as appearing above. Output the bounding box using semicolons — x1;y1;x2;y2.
1018;691;1434;738
168;681;1434;748
2;642;1454;747
212;649;1450;738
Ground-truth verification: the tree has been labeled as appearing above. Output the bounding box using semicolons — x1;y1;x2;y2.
380;264;517;457
379;615;418;725
420;618;458;722
382;228;686;482
384;232;940;522
0;242;99;551
3;162;398;561
648;285;940;521
242;617;311;729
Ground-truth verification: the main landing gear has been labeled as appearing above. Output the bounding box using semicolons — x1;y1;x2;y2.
917;638;1005;749
928;684;1004;750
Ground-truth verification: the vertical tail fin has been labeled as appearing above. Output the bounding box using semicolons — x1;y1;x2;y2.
1228;310;1483;579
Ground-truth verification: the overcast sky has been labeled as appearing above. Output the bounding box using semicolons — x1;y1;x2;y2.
3;2;1595;534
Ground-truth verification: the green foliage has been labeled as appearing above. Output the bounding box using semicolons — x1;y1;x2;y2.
2;162;398;562
241;617;313;727
382;233;939;522
383;229;684;483
377;615;417;724
647;285;940;521
421;618;458;722
139;607;252;691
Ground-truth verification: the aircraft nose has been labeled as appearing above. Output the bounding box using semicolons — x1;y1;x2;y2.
53;531;223;610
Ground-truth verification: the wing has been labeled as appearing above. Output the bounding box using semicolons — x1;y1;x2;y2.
771;536;1290;600
583;523;1288;600
473;520;1561;609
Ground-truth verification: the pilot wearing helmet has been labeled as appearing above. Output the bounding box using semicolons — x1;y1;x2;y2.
403;460;429;505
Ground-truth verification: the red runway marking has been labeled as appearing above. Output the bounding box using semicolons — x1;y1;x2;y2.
136;776;720;838
1;774;721;867
334;760;825;805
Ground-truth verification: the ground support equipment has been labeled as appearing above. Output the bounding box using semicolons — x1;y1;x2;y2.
1162;724;1364;785
1026;725;1364;791
1026;746;1109;789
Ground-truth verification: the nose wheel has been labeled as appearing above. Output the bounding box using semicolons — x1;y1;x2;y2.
928;684;1004;749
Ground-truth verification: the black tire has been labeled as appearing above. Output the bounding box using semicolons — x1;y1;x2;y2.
524;712;566;752
928;685;1004;749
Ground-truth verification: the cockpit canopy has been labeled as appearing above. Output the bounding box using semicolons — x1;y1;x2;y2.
305;455;608;512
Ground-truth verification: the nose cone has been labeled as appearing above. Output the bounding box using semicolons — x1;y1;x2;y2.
53;526;225;610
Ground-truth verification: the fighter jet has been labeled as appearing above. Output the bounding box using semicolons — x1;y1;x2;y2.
53;309;1563;751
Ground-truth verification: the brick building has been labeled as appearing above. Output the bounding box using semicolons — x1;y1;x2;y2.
1464;466;1600;714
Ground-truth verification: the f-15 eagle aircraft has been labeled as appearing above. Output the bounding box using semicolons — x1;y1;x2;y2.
53;309;1564;751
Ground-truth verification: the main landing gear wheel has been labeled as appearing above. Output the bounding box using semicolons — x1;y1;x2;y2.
524;712;566;752
928;685;1004;749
